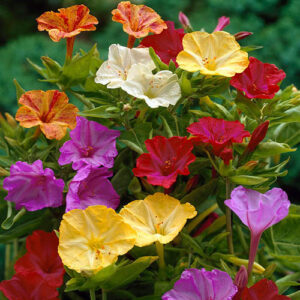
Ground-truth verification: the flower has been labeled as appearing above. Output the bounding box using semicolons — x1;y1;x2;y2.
14;231;64;288
234;31;253;41
15;90;78;140
121;63;181;108
58;205;137;273
214;16;230;32
225;186;290;275
3;160;64;211
178;12;191;30
246;120;269;152
230;57;286;99
120;193;196;247
139;21;184;66
0;273;59;300
176;31;249;77
58;116;120;170
133;136;196;189
95;44;155;89
239;279;290;300
36;5;98;42
66;166;120;212
162;268;237;300
187;117;250;165
112;1;166;39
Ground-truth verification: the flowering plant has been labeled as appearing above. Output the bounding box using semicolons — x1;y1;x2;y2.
0;2;300;299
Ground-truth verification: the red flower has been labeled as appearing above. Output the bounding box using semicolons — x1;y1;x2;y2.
239;279;290;300
0;273;59;300
187;117;250;165
230;57;286;99
14;231;65;288
139;21;184;66
247;120;269;152
133;136;196;189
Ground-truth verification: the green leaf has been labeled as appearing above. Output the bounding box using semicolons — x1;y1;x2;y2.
1;207;26;230
229;175;269;185
149;47;168;70
80;105;120;119
276;272;300;294
240;45;263;52
288;291;300;300
111;167;133;197
234;94;261;120
13;79;25;100
271;106;300;124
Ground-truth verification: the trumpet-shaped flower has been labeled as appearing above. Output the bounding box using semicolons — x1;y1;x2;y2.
187;117;250;165
15;90;78;140
112;1;166;39
162;268;237;300
120;193;196;246
58;116;120;170
3;160;64;211
95;44;155;89
122;63;181;108
230;57;286;99
176;31;249;77
214;16;230;32
133;136;196;189
139;21;184;66
36;5;98;42
14;231;64;288
58;205;137;273
66;166;120;212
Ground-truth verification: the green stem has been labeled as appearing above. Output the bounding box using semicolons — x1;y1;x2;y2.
5;244;11;279
69;89;94;110
225;178;234;254
89;289;96;300
102;289;107;300
155;241;165;270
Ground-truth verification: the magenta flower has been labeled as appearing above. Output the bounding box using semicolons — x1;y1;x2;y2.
225;186;290;275
58;116;120;170
66;166;120;212
3;160;64;211
214;16;230;32
162;268;237;300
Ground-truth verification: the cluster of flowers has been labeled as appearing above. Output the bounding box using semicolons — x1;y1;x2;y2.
0;1;296;299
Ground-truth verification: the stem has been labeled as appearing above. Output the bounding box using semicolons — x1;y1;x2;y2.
225;178;234;254
69;89;94;109
5;244;11;279
127;35;136;48
236;224;248;255
155;241;165;270
66;37;75;62
248;232;262;277
89;289;96;300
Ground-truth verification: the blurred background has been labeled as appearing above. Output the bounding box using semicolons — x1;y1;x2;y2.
0;0;299;200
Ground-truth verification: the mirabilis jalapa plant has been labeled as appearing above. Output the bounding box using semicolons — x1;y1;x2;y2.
0;2;300;299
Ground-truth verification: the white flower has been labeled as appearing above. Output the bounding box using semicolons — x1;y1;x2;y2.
95;44;155;89
122;64;181;108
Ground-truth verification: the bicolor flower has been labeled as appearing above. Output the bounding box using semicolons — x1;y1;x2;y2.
14;231;64;288
230;57;286;99
15;90;78;140
187;117;250;165
66;166;120;212
121;63;181;108
58;116;120;170
120;193;196;247
95;44;155;89
176;31;249;77
3;160;64;211
139;21;184;66
162;268;237;300
133;136;195;188
225;186;290;275
58;205;137;273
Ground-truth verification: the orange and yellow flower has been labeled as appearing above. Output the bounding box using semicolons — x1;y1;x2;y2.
112;1;166;40
36;5;98;42
15;90;78;140
176;31;249;77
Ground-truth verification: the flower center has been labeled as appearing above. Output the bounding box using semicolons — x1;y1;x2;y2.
203;56;217;71
161;159;176;175
80;146;94;157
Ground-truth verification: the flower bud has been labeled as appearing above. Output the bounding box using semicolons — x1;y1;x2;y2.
247;121;269;152
4;113;17;128
234;31;253;40
234;265;248;289
214;16;230;32
178;12;191;29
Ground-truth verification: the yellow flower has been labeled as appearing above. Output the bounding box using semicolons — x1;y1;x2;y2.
119;193;197;247
176;31;249;77
58;205;137;274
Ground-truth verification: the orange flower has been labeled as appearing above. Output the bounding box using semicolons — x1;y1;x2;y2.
112;1;166;47
15;90;78;140
36;5;98;42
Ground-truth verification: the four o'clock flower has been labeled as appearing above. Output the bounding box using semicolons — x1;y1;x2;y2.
66;166;120;212
3;160;64;211
58;116;120;170
214;16;230;32
121;63;181;108
95;44;155;89
162;268;237;300
133;136;196;189
230;57;286;99
225;186;290;276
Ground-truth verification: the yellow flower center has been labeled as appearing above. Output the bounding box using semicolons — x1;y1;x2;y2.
203;56;217;71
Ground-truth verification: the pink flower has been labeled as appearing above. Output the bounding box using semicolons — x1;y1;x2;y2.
58;116;120;170
225;186;290;275
178;12;191;29
3;160;64;211
133;136;196;189
66;166;120;212
214;16;230;32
